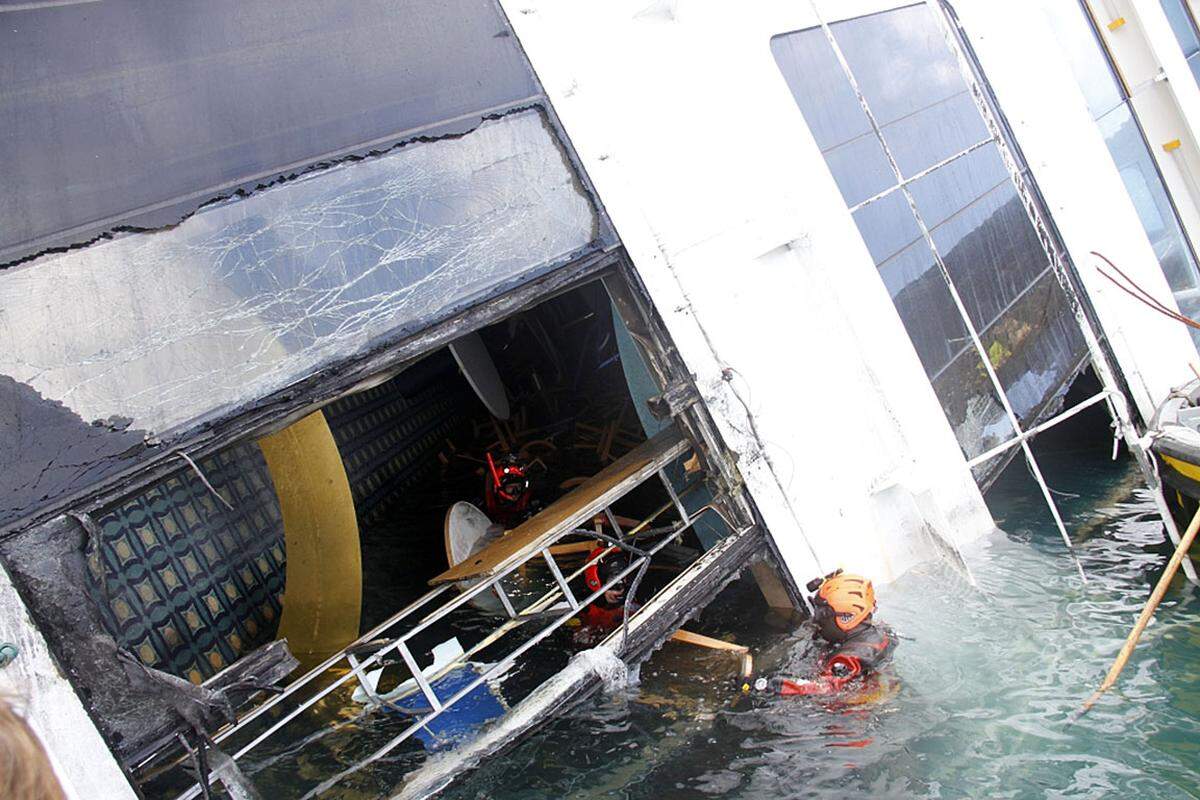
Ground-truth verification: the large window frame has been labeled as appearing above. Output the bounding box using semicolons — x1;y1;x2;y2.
771;0;1173;580
1080;1;1200;296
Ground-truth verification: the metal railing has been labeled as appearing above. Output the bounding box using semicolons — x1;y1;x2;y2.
175;458;710;800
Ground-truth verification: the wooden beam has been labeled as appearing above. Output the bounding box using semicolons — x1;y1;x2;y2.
669;629;746;652
670;629;753;678
429;427;688;585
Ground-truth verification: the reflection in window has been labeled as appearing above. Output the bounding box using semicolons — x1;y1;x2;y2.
1161;0;1200;85
771;5;1086;468
1043;1;1200;339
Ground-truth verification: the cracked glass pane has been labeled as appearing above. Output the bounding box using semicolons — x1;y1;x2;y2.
983;271;1087;423
0;109;599;528
931;339;1017;467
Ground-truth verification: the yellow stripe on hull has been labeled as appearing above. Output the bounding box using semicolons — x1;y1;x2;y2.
1161;454;1200;486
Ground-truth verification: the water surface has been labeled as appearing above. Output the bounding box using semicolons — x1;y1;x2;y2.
437;444;1200;799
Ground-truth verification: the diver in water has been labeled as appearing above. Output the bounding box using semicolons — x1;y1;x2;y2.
483;451;534;528
771;570;895;697
571;548;639;647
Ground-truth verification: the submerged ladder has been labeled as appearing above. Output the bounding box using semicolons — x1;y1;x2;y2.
175;425;726;799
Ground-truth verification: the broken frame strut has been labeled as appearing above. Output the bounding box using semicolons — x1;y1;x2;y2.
175;426;722;799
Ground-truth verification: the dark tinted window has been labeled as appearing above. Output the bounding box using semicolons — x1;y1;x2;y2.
0;0;540;261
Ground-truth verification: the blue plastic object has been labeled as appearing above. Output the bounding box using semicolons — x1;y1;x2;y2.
384;665;506;750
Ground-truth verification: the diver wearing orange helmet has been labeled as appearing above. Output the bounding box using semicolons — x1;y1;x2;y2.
775;570;895;697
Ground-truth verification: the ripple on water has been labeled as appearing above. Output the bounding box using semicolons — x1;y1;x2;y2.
315;453;1200;800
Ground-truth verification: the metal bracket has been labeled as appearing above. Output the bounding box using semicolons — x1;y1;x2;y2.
646;377;700;420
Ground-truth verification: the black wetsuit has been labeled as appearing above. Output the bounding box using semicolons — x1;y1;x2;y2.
821;622;895;682
779;622;896;695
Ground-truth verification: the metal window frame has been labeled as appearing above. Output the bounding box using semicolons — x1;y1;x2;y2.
1078;0;1200;281
167;436;733;799
933;0;1199;582
797;0;1165;581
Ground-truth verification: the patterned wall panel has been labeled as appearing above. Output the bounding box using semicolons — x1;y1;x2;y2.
88;442;286;684
325;350;475;527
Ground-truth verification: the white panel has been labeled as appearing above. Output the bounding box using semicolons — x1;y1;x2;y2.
0;565;135;800
501;0;995;584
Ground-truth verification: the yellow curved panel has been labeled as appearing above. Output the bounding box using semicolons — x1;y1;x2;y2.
258;411;361;666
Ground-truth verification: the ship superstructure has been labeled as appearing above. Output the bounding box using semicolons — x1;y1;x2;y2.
2;1;1200;797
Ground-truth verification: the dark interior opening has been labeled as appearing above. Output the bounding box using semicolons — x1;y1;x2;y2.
322;278;700;630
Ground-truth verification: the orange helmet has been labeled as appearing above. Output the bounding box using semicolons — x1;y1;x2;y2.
816;573;875;632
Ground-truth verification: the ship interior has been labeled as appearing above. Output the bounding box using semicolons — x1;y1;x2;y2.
110;269;764;797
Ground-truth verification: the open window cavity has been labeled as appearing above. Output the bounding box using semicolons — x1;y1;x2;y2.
4;265;764;799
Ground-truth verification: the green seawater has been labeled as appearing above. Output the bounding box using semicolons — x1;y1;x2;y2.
241;436;1200;799
433;443;1200;799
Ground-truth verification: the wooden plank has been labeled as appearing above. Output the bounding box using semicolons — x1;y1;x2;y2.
430;427;688;585
669;629;747;653
669;630;754;678
546;540;600;556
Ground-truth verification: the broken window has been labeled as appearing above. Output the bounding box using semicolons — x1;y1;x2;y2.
771;4;1088;480
1;264;764;798
0;109;603;532
1043;0;1200;344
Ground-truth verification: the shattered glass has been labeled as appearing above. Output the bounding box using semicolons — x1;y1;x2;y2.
931;346;1016;465
0;110;600;528
984;273;1087;422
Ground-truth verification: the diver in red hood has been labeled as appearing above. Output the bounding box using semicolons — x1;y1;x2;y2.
572;548;639;647
483;451;532;528
770;570;895;697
